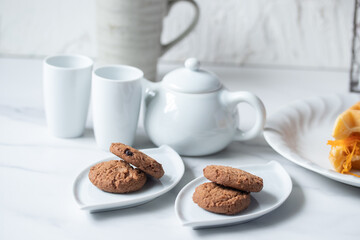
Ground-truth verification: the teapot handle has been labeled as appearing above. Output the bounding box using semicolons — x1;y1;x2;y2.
222;91;266;141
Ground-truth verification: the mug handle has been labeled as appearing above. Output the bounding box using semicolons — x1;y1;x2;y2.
222;91;266;141
161;0;200;55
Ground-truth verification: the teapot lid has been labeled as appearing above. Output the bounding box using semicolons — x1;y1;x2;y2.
162;58;222;93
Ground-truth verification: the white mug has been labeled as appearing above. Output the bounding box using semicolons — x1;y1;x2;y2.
43;54;93;138
92;65;143;150
96;0;200;81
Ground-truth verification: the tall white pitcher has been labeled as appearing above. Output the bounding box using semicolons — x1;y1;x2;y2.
96;0;200;81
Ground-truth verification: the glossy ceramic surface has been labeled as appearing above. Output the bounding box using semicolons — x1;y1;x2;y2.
264;94;360;187
73;145;185;212
175;161;292;229
162;58;222;93
92;65;143;150
43;54;93;138
143;59;266;156
144;88;236;156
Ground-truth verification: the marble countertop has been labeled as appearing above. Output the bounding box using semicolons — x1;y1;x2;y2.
0;58;359;239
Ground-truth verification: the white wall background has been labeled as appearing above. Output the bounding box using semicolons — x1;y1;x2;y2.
0;0;355;70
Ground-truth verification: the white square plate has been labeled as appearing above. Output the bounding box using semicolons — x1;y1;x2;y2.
175;161;292;229
73;145;184;212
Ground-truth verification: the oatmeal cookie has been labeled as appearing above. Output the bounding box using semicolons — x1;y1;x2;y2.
192;182;251;215
203;165;263;192
89;160;147;193
110;143;164;179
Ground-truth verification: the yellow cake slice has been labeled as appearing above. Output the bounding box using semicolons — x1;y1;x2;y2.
327;102;360;177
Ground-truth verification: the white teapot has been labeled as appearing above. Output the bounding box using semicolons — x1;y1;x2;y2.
143;58;266;156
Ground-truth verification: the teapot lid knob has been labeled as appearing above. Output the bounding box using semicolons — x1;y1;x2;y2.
185;58;200;71
162;57;222;93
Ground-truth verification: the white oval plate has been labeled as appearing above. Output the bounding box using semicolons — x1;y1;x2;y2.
264;94;360;187
73;145;185;212
175;161;292;229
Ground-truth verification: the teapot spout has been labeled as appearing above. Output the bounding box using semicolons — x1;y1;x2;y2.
142;78;160;93
141;78;160;105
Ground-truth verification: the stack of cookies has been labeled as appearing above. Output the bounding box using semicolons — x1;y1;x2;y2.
193;165;263;215
88;143;164;194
